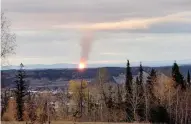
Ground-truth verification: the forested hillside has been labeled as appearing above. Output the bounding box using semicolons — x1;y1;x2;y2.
2;65;191;88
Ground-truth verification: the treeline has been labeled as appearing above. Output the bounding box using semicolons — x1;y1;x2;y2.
2;65;191;87
1;61;191;124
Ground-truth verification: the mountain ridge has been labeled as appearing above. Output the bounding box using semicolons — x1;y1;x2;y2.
2;59;191;70
2;65;191;88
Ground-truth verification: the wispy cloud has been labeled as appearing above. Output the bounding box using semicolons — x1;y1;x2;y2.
2;0;191;65
88;60;125;64
53;11;191;31
100;52;125;56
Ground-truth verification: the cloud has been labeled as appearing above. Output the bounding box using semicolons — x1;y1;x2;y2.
100;52;125;56
88;60;125;64
3;0;191;30
2;0;191;65
8;33;191;65
8;56;77;65
53;11;191;31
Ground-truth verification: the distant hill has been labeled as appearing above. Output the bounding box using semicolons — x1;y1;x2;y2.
1;64;191;88
154;64;191;76
2;59;191;70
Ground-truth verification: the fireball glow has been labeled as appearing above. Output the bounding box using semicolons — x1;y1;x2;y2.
79;62;85;69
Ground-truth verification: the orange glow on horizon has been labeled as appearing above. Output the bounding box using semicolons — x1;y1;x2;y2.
78;62;85;70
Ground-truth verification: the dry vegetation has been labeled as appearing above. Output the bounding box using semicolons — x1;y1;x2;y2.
1;8;190;124
1;121;149;124
1;67;191;124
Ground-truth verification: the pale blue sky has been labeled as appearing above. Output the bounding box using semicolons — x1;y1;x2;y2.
2;0;191;65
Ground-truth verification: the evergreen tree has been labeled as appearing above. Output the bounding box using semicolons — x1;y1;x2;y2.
14;63;28;121
187;70;190;85
137;62;145;121
137;62;144;93
138;62;144;95
125;60;133;94
146;69;159;122
172;62;185;89
139;62;143;85
125;60;133;122
147;69;157;102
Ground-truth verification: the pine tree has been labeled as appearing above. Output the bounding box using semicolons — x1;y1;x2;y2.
137;62;145;121
172;62;185;89
15;63;28;121
147;69;157;102
125;60;133;122
146;69;158;122
187;70;190;85
138;62;144;95
139;62;143;85
125;60;133;94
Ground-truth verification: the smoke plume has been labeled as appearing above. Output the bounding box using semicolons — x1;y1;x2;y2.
80;31;93;65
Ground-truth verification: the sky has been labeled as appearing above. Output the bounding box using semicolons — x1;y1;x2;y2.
2;0;191;66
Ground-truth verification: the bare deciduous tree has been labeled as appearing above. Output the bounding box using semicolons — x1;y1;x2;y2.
129;78;144;122
1;12;16;64
1;88;11;119
27;93;37;124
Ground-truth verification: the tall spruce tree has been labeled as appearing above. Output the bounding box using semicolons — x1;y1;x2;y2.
187;70;190;85
15;63;28;121
125;60;133;122
147;69;157;102
137;62;145;121
139;62;143;85
126;60;133;94
172;62;185;89
138;62;144;93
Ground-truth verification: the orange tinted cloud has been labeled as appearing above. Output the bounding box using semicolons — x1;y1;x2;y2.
53;11;191;31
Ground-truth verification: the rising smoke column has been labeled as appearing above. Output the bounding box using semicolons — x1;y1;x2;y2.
79;31;93;67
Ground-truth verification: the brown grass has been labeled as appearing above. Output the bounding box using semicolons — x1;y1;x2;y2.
1;121;149;124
